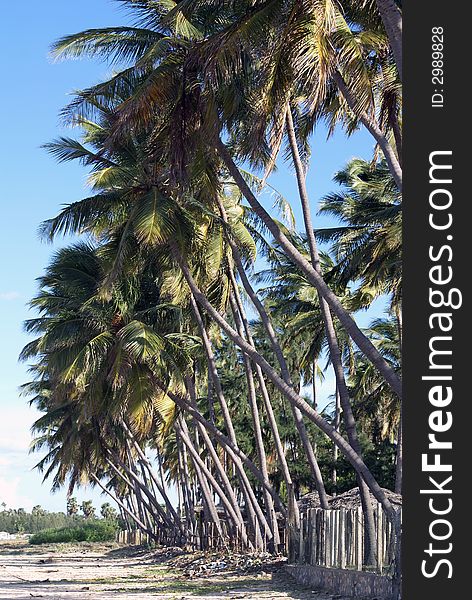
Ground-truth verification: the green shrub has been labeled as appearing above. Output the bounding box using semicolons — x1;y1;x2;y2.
29;520;118;545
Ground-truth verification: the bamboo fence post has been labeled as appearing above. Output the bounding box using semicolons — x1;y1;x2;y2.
340;509;346;569
377;503;383;573
356;506;363;570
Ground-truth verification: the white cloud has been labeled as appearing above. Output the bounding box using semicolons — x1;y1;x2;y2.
0;406;40;511
0;406;37;454
0;291;21;301
0;476;34;511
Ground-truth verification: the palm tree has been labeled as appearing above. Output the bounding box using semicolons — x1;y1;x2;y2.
318;158;402;492
48;0;402;403
349;317;401;492
21;242;195;540
38;84;399;530
24;4;407;562
67;497;79;517
317;158;401;314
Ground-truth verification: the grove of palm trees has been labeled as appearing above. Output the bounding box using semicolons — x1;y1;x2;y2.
21;0;402;591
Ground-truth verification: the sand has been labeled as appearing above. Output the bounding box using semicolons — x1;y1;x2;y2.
0;541;340;600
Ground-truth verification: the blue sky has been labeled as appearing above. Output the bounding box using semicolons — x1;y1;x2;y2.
0;1;384;513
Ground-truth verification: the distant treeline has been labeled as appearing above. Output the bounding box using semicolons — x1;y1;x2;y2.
0;500;119;534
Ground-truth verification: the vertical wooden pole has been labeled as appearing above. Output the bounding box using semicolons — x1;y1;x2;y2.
377;503;383;573
356;506;363;570
340;509;346;569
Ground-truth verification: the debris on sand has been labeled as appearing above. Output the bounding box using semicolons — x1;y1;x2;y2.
148;548;287;580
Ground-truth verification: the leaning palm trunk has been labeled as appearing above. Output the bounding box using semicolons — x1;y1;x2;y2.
332;72;402;191
229;274;298;502
225;241;329;510
91;474;155;538
177;417;225;541
176;429;197;533
154;373;286;516
333;387;341;489
185;375;251;548
214;138;402;400
125;442;154;532
229;292;280;549
286;107;377;563
138;461;159;533
175;254;398;529
177;416;255;548
375;0;402;80
105;453;173;531
188;294;276;549
122;423;185;533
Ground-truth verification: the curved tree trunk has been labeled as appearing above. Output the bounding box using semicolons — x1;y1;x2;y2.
91;474;155;539
188;295;274;548
332;71;402;191
176;429;197;534
122;424;185;533
333;387;341;490
214;138;402;400
177;417;225;540
184;375;251;548
286;106;377;564
105;453;172;531
229;291;281;549
219;200;329;509
375;0;402;80
174;255;397;528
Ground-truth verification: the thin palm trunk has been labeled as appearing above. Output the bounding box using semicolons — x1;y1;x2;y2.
177;417;224;535
333;386;341;490
177;416;252;546
229;292;280;548
91;474;154;537
215;137;402;400
122;424;184;531
230;275;296;499
185;375;251;547
229;272;324;519
125;442;150;529
174;254;397;528
332;72;402;190
218;200;328;509
138;462;157;534
188;293;277;547
176;429;197;532
154;373;286;517
286;106;377;563
105;454;171;530
375;0;402;80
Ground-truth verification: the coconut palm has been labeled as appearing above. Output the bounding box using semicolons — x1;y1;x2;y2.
21;3;408;562
48;0;402;404
317;158;402;313
38;80;400;539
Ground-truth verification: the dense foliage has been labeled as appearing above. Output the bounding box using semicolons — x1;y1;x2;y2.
21;0;402;565
29;520;118;545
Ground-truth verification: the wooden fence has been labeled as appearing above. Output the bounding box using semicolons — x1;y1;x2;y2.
292;505;401;575
117;504;401;577
116;529;150;545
